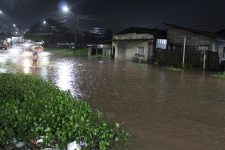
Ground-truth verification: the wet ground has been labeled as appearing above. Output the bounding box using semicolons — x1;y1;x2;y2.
1;49;225;150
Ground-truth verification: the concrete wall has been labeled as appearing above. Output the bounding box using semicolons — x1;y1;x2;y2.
112;33;154;62
112;40;153;61
102;48;111;56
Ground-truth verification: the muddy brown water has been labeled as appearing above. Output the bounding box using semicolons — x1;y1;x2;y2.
1;50;225;150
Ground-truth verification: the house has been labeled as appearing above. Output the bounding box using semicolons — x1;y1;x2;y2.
87;44;112;57
216;29;225;38
216;29;225;61
165;24;225;65
112;27;167;63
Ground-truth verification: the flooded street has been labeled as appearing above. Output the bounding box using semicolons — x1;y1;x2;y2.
1;49;225;150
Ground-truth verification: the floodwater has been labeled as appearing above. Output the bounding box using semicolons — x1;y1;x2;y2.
1;48;225;150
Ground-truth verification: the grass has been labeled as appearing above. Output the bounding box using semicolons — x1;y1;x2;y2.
0;73;129;149
134;63;148;68
164;66;183;72
211;72;225;79
46;48;88;57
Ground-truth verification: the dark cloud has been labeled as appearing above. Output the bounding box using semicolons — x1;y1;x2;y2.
0;0;225;31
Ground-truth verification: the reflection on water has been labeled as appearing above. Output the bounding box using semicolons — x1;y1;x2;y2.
0;49;81;97
1;49;225;149
55;61;74;91
23;58;31;74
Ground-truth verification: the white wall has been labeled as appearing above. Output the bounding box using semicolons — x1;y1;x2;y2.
112;40;153;61
112;33;154;62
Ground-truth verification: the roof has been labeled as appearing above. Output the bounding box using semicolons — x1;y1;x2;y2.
215;29;225;38
216;29;225;34
165;23;216;37
116;27;156;34
115;27;167;38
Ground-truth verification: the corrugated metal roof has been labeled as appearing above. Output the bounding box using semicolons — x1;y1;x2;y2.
165;23;216;37
115;27;167;38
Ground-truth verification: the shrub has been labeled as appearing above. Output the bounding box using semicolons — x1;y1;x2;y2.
155;49;166;65
0;73;129;149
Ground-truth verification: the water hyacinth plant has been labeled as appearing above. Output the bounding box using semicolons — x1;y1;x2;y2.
0;73;129;149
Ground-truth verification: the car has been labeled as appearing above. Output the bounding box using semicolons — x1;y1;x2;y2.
0;44;7;50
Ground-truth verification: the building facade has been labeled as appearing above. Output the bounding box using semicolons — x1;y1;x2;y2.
112;27;167;62
166;24;225;62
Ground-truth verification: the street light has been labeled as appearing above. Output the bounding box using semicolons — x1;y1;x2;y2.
62;5;70;13
13;24;16;27
43;20;47;25
60;5;79;54
0;10;3;14
42;20;55;47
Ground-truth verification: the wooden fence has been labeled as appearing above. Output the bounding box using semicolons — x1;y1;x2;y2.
156;49;219;71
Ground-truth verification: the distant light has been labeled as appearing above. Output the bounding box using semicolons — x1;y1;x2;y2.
23;51;32;57
7;38;11;43
43;20;47;25
62;5;70;13
13;24;16;27
24;43;31;48
15;32;18;35
0;10;3;14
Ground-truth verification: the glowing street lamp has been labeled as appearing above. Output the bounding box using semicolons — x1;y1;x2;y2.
61;5;70;13
0;10;3;14
13;24;16;27
60;5;78;54
43;20;47;25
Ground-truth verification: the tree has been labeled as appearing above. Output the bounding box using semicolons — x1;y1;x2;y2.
25;19;74;46
0;22;19;39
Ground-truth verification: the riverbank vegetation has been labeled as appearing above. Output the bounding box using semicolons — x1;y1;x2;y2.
46;48;88;57
164;66;183;72
211;72;225;79
0;73;129;149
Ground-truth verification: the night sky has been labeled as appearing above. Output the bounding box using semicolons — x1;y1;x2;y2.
0;0;225;32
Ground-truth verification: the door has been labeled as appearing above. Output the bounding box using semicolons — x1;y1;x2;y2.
111;46;115;59
118;46;126;60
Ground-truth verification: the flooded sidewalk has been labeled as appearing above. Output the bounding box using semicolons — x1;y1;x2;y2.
1;49;225;150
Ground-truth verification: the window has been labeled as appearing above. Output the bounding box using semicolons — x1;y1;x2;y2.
157;39;167;45
156;39;167;49
137;47;144;55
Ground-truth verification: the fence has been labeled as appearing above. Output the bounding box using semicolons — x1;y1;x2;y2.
156;49;219;71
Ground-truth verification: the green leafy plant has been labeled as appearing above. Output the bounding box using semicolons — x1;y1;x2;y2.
164;66;182;72
0;73;129;149
184;64;193;69
155;49;166;65
211;72;225;79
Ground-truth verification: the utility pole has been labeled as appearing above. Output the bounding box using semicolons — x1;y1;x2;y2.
49;26;55;48
203;50;206;70
182;36;186;67
74;15;79;55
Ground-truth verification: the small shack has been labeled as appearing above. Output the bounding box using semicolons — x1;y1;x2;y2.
112;27;167;63
87;44;112;57
165;24;225;70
